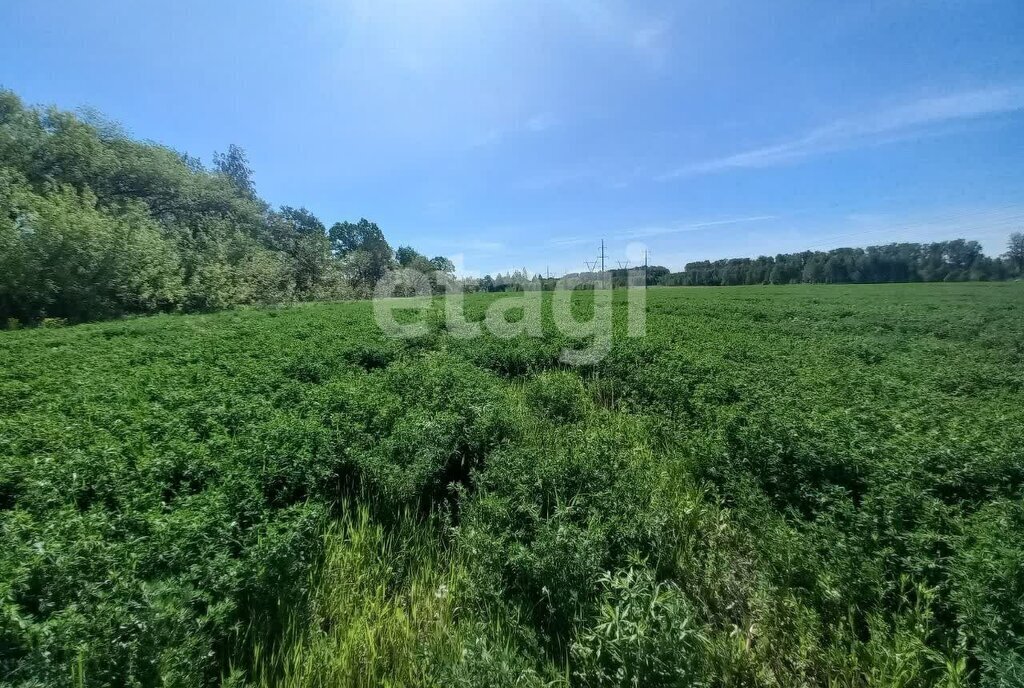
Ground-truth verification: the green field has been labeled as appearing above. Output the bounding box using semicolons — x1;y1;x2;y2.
2;283;1022;687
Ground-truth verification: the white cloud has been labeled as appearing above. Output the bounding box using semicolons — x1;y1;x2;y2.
632;21;668;51
517;168;596;190
427;237;507;255
799;204;1024;253
546;236;593;247
466;239;506;253
516;163;644;191
630;18;672;66
620;214;778;239
543;215;777;256
659;85;1024;179
472;113;560;148
558;0;671;63
524;113;558;132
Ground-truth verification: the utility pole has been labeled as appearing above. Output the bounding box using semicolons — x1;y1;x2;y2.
644;249;649;286
599;239;606;273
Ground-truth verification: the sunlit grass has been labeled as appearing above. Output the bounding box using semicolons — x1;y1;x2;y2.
246;504;562;688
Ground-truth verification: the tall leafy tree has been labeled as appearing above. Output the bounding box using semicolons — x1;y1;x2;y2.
271;206;332;295
429;256;455;275
278;206;325;236
328;218;389;257
395;245;424;267
329;219;394;292
212;144;255;198
1006;232;1024;276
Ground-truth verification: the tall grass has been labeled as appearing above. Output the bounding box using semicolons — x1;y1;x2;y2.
245;504;561;688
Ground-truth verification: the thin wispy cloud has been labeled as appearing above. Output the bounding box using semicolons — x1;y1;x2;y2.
800;203;1024;252
431;238;508;256
524;113;559;132
641;204;1022;270
465;239;506;253
632;20;669;52
558;0;671;64
470;112;560;148
620;214;778;239
517;168;598;191
659;85;1024;180
629;18;672;66
546;236;593;247
517;164;645;191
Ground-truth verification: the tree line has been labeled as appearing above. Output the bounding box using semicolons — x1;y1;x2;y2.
0;89;452;325
468;266;672;292
663;236;1024;287
2;88;1022;325
470;234;1024;292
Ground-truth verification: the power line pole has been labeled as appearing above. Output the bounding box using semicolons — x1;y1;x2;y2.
599;239;606;273
644;249;649;286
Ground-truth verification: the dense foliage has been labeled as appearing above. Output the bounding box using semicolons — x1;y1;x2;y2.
0;90;450;325
2;283;1022;686
662;237;1023;286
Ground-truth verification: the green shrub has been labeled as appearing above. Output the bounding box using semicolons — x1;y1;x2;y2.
571;569;707;687
524;369;592;423
951;500;1024;687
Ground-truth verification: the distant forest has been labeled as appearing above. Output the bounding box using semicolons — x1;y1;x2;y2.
480;234;1023;292
661;237;1023;287
2;89;1022;324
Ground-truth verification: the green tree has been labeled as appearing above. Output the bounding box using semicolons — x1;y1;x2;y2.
269;207;332;296
212;144;255;198
0;88;372;320
429;256;455;275
0;175;183;322
395;245;424;267
1006;232;1024;276
329;219;394;291
328;218;388;257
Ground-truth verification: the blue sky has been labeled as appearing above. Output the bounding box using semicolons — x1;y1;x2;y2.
2;0;1022;275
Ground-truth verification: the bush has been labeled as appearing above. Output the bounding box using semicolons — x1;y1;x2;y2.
524;369;592;423
460;420;673;638
0;179;184;322
571;569;707;687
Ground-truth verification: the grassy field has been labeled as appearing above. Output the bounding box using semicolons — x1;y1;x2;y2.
2;283;1022;687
